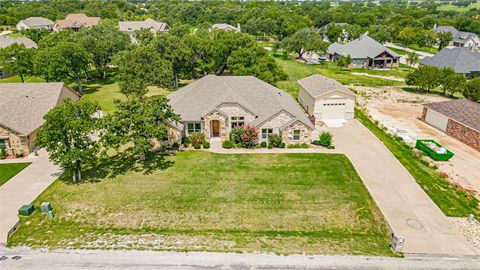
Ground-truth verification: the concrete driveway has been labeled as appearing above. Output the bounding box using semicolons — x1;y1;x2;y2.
0;150;61;245
327;120;477;256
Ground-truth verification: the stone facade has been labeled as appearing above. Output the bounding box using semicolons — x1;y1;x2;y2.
204;111;227;141
281;121;312;144
446;120;480;151
258;111;294;134
0;124;31;156
167;127;182;144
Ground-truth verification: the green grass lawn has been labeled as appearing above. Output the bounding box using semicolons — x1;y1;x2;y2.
387;46;408;55
407;44;438;54
438;2;480;11
0;163;31;186
8;151;393;256
356;110;480;219
0;75;45;83
273;55;405;99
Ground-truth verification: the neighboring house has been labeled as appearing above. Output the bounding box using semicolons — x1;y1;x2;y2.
420;47;480;79
327;33;400;69
434;25;480;50
421;99;480;152
54;13;100;31
297;74;356;124
0;83;80;156
16;17;54;31
168;75;314;144
209;23;240;32
0;36;38;49
119;18;169;33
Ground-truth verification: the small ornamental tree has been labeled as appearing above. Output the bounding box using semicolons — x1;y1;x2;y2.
35;99;101;182
230;125;259;147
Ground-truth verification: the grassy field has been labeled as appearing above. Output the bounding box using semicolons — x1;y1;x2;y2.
407;44;438;54
8;151;393;256
0;75;45;83
0;163;31;186
438;2;480;11
356;110;480;219
273;54;406;98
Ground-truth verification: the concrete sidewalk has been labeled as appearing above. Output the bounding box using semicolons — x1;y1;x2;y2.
0;150;61;245
330;120;477;256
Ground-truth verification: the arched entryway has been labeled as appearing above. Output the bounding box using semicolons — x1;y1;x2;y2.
211;120;220;138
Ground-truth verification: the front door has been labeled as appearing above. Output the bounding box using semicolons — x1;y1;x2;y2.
211;120;220;137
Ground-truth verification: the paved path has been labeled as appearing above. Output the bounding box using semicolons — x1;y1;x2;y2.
385;42;434;57
0;150;61;245
329;120;476;256
1;247;479;270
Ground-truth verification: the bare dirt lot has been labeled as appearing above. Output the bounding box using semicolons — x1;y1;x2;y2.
355;86;480;197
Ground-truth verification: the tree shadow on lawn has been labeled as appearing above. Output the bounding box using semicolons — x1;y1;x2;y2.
65;150;175;184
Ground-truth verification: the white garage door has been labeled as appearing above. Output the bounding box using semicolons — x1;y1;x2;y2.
425;109;448;131
322;101;347;119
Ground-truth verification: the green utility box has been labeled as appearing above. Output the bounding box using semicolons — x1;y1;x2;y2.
40;202;52;213
18;204;35;216
415;140;454;161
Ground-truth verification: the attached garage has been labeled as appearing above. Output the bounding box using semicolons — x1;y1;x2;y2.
422;99;480;152
298;74;356;124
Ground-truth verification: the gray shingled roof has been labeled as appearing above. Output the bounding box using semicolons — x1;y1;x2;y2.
435;26;479;45
0;36;37;49
0;83;77;135
424;99;480;131
420;47;480;74
298;74;356;98
327;34;400;59
119;19;169;32
211;23;239;31
18;17;54;27
168;75;314;129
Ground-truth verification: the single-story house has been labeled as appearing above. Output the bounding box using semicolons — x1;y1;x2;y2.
421;99;480;151
0;83;80;156
327;34;400;69
209;23;240;32
119;18;169;33
434;25;480;50
168;75;314;144
0;36;38;49
16;17;54;31
420;47;480;79
297;74;356;124
54;13;100;31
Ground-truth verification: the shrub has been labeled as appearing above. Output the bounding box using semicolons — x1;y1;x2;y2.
268;134;282;147
267;144;273;149
172;142;179;149
193;143;201;149
188;133;205;145
230;125;259;147
203;141;210;149
312;140;321;146
182;136;190;144
260;141;267;148
15;152;23;158
183;142;189;148
319;132;332;147
288;143;309;149
279;142;286;148
222;140;234;149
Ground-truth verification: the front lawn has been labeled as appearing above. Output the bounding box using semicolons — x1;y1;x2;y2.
8;151;393;256
0;163;31;186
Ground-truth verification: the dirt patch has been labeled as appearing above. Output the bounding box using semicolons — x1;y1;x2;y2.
350;72;405;82
355;86;480;198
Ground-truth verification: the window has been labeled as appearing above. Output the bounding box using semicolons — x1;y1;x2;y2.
187;122;202;133
293;130;301;141
0;139;6;149
262;128;273;140
231;116;245;128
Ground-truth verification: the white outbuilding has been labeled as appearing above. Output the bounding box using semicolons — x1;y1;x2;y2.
297;74;356;124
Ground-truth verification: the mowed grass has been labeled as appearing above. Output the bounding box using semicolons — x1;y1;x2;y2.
438;2;480;11
0;163;31;186
8;152;393;256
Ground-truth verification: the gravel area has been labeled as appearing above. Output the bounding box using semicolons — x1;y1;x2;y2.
449;217;480;253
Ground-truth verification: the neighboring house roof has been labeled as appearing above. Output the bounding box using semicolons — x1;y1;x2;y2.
327;34;400;59
17;17;54;27
420;47;480;74
435;25;479;45
297;74;356;98
210;23;239;31
55;13;100;29
168;75;314;129
119;18;169;32
0;83;79;135
0;36;37;49
424;99;480;132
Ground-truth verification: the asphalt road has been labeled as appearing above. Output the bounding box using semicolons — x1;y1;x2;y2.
1;247;480;270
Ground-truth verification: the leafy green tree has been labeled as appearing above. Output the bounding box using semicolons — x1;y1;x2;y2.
113;45;173;98
463;77;480;102
325;23;343;42
398;27;418;47
368;25;392;44
132;28;155;46
440;67;466;96
22;29;49;43
76;24;131;78
36;99;101;182
34;41;91;94
406;52;419;66
336;55;352;68
101;96;179;160
280;28;328;59
436;31;453;50
406;65;441;92
0;43;34;83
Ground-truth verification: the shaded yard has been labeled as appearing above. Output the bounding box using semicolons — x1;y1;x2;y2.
8;152;393;256
0;163;31;186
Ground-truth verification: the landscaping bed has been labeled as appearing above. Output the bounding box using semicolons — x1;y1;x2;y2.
9;151;393;256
